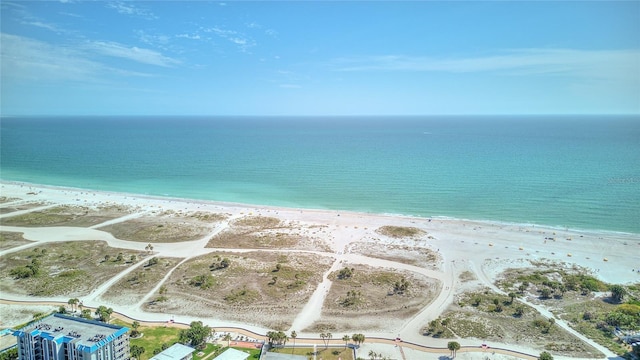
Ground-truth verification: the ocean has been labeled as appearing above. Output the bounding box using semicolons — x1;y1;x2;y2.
1;115;639;233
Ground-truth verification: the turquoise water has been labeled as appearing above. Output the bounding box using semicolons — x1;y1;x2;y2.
1;115;639;233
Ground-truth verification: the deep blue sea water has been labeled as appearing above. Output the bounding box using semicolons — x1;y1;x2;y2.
1;115;639;233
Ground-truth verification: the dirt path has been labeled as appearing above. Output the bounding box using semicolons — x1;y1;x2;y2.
85;254;157;303
89;210;152;229
0;203;60;219
289;255;340;332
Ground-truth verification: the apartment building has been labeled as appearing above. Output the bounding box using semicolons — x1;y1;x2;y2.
12;314;129;360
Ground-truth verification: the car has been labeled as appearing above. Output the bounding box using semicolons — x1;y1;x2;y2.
395;337;402;342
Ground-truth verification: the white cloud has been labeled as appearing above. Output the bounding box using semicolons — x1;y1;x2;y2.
265;29;278;37
333;49;640;82
106;2;157;19
135;30;173;52
202;26;256;52
176;33;201;40
86;41;180;67
0;33;152;83
21;21;59;32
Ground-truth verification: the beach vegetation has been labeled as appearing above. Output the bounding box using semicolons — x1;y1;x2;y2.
427;289;602;357
224;287;259;304
376;225;424;238
338;267;354;279
609;284;626;303
0;231;33;251
538;351;553;360
234;216;281;228
0;241;145;297
0;205;131;227
190;274;215;289
101;213;212;243
340;290;363;307
210;255;231;270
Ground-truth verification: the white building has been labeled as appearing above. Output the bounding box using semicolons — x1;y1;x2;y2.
212;348;248;360
12;314;129;360
149;344;195;360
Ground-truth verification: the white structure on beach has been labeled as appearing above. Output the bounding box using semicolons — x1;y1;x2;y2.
12;314;129;360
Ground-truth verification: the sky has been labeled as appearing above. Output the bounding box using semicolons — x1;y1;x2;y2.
1;1;639;116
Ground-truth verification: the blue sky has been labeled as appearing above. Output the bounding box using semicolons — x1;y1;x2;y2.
1;1;639;116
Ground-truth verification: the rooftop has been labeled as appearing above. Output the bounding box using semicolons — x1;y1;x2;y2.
13;314;128;351
211;347;249;360
149;343;195;360
262;352;307;360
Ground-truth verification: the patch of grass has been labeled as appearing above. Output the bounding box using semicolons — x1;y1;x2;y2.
101;257;182;305
376;226;424;238
112;320;182;360
224;287;260;304
427;289;603;358
192;343;221;360
0;241;146;297
0;231;33;250
189;212;228;222
233;216;281;228
558;299;638;355
100;216;212;243
143;251;332;329
207;230;298;249
321;264;438;331
0;205;131;227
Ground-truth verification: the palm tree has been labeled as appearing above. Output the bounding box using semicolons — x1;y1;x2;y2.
222;333;232;347
290;330;297;354
352;333;365;346
68;298;79;312
326;332;332;349
131;321;140;337
320;333;327;349
342;334;350;348
447;341;460;358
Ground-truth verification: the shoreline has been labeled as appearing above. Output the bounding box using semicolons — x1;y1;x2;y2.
2;180;638;237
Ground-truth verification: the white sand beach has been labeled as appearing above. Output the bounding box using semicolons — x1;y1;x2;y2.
1;181;638;359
